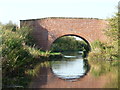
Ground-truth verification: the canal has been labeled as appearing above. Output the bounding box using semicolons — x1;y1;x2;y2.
51;51;89;81
29;51;118;88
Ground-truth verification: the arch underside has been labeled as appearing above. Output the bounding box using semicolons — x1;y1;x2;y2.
48;34;91;51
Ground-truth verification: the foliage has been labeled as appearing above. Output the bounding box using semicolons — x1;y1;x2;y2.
105;13;119;41
24;45;51;58
88;11;119;88
88;12;119;61
88;40;118;61
89;59;119;88
25;61;50;77
2;21;17;31
89;59;119;76
1;22;59;87
51;36;90;53
1;23;35;87
104;13;119;60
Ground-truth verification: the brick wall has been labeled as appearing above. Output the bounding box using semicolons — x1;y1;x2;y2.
20;17;108;50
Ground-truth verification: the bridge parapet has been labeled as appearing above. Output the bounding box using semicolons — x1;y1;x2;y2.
20;17;108;50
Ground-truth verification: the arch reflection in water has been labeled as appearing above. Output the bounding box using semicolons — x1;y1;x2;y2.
51;51;90;81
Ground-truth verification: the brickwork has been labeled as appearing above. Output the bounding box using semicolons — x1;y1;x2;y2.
20;17;108;50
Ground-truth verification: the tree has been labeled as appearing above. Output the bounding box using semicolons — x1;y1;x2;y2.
3;20;17;31
105;11;119;44
51;36;90;52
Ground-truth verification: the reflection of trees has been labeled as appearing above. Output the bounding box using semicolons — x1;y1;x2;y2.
62;51;80;56
51;55;90;71
51;58;90;72
83;59;90;74
50;52;90;80
51;60;68;70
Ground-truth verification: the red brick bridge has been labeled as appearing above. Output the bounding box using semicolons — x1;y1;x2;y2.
20;17;108;50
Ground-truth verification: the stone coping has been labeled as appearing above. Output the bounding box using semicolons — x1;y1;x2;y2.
20;17;103;21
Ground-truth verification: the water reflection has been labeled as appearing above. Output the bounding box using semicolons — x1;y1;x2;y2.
29;51;118;88
51;51;89;81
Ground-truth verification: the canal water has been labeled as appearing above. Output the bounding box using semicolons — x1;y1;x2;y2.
51;51;89;81
29;51;118;88
29;51;92;88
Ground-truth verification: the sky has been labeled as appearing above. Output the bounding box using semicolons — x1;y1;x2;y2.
0;0;119;25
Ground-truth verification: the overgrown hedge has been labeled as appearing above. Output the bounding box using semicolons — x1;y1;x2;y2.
1;22;55;87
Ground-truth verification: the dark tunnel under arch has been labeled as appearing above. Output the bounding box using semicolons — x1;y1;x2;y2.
49;34;91;52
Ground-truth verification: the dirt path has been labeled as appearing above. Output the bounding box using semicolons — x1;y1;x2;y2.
29;67;108;88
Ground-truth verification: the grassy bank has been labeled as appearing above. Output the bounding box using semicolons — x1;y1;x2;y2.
1;22;60;88
88;40;119;88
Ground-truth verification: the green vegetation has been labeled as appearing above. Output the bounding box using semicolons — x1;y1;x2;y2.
51;36;90;53
89;59;118;88
88;12;119;88
1;22;59;88
88;12;119;61
50;36;90;58
1;11;119;88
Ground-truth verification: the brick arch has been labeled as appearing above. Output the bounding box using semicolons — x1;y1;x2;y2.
20;17;108;50
48;34;91;51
